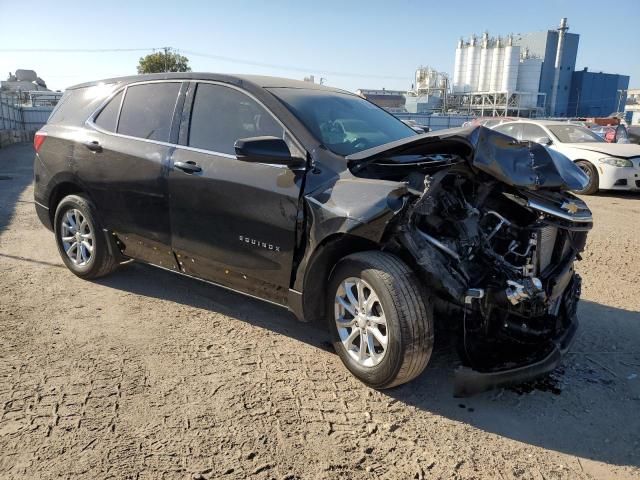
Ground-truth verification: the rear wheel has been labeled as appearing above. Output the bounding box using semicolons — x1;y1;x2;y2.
574;160;599;195
54;194;118;279
327;251;433;389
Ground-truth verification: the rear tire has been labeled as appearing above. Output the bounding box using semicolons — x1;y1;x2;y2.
327;251;434;389
574;160;599;195
54;194;118;279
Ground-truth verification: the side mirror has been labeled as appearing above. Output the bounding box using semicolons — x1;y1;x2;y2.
234;136;305;168
533;136;552;145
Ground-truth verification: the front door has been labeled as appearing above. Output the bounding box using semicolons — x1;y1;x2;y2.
168;82;305;303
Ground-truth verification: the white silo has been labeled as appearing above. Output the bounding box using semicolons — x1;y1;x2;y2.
464;35;479;92
453;38;466;93
477;32;491;92
489;37;504;91
501;35;520;92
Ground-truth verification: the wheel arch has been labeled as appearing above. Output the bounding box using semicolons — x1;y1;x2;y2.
301;233;380;325
573;158;600;192
47;180;88;225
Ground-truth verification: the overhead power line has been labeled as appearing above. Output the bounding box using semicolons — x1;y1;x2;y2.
181;49;408;81
0;47;410;81
0;48;155;53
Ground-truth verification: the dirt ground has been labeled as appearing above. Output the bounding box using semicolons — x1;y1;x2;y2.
1;142;639;479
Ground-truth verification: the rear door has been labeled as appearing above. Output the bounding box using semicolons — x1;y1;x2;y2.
80;81;184;267
168;82;306;303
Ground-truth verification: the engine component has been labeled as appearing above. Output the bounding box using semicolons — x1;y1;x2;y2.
505;277;543;305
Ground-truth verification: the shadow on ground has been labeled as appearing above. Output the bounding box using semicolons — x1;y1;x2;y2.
95;261;640;469
0;143;36;234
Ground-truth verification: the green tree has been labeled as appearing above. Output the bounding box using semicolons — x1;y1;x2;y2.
137;49;191;74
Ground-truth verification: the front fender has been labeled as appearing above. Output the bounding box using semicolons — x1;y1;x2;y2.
290;178;409;314
305;177;408;250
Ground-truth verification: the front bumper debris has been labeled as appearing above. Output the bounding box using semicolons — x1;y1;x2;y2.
453;312;578;397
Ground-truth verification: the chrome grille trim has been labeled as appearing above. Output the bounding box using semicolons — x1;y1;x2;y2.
528;199;593;223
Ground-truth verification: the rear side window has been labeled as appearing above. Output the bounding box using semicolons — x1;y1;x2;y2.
94;91;123;132
117;83;180;142
188;83;284;154
48;84;119;126
494;123;522;140
520;123;548;142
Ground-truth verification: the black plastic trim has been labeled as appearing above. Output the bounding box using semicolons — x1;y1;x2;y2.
453;313;578;397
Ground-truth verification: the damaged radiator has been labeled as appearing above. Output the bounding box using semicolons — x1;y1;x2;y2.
538;226;558;274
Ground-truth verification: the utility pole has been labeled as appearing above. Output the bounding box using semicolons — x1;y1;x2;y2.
617;89;627;114
163;47;170;72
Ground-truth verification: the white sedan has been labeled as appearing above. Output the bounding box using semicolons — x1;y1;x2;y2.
492;120;640;194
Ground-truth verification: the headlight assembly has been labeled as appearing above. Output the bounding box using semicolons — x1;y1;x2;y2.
599;157;633;167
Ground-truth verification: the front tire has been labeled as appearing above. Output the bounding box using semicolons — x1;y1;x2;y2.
574;160;599;195
327;251;434;389
54;194;118;279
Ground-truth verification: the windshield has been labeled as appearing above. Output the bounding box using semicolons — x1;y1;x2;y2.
547;125;605;143
269;88;416;156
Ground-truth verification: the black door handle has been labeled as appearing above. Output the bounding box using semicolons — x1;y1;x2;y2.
83;140;102;152
174;161;202;173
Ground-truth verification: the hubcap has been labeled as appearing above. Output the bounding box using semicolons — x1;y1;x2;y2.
334;277;388;367
60;208;94;266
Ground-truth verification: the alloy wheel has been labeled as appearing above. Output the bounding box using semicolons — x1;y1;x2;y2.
334;277;388;367
60;208;95;266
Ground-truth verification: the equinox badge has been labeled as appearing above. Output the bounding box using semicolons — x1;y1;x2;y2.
239;235;281;252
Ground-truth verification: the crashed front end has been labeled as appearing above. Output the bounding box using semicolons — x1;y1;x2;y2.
347;126;593;396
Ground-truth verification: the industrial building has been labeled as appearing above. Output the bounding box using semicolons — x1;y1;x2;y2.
568;68;630;117
449;18;629;118
404;67;448;113
358;18;630;121
355;89;407;112
625;88;640;125
511;18;579;116
451;19;577;116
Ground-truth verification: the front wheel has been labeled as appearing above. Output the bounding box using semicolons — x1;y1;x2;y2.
574;160;599;195
54;194;118;279
327;251;434;389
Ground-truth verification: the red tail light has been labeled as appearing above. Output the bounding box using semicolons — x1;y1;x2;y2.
33;131;47;153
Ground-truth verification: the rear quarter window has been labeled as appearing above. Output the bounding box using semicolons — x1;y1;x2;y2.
48;84;119;126
94;91;123;132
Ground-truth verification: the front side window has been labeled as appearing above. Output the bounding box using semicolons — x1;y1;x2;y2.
547;125;604;143
268;88;415;156
94;91;123;132
117;82;180;142
188;83;284;155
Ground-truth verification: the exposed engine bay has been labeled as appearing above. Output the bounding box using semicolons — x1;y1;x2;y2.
346;129;593;384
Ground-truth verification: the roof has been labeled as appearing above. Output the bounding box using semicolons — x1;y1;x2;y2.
68;72;348;93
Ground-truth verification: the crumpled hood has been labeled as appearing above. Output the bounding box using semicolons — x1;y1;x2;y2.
347;126;589;191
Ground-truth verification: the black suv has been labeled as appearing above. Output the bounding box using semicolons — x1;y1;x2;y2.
34;73;593;395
